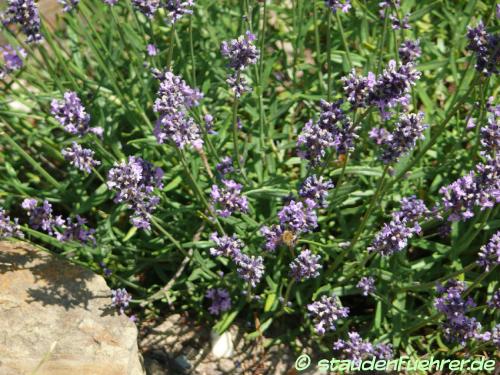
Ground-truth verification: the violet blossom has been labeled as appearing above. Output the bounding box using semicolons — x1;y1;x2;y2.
477;231;500;272
307;294;349;335
0;45;26;78
0;208;23;239
210;179;248;218
206;288;231;315
299;175;334;208
62;142;100;173
2;0;43;43
289;249;322;281
357;276;375;296
111;288;132;315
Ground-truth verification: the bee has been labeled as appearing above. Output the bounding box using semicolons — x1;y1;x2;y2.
282;230;296;247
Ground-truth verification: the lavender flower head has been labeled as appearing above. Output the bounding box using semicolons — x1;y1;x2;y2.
324;0;351;13
299;175;334;208
210;180;248;218
2;0;43;43
307;295;349;335
398;39;421;64
146;44;158;56
379;112;428;163
480;111;500;155
59;215;96;244
390;14;410;30
368;196;430;256
51;92;103;137
297;100;357;165
164;0;195;24
333;332;374;363
434;280;482;345
236;254;264;287
209;232;244;260
111;288;132;315
260;224;284;252
439;171;478;222
216;156;235;176
488;289;500;309
22;198;64;237
466;21;499;76
477;231;500;272
107;156;164;230
58;0;79;12
221;31;259;96
62;142;100;173
0;45;26;78
278;199;317;234
357;276;375;296
153;70;203;149
289;249;322;281
0;208;23;239
132;0;160;18
206;288;231;315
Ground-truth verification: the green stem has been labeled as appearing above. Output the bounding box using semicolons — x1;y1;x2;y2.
326;13;332;101
167;24;177;69
335;12;353;70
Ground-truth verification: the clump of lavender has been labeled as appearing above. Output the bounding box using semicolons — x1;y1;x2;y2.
299;175;334;208
0;208;23;239
210;180;248;218
221;31;259;97
466;21;499;76
58;0;79;12
22;198;64;237
107;156;164;230
374;112;428;163
59;215;96;244
289;249;322;281
368;196;431;256
307;294;349;335
297;100;356;165
357;276;375;296
0;45;26;78
398;39;421;64
132;0;160;18
236;254;264;288
334;332;393;363
434;280;482;345
209;232;244;259
62;142;100;173
324;0;351;13
2;0;43;43
206;288;231;315
51;92;103;137
164;0;195;24
152;69;203;149
22;198;95;243
278;199;317;234
111;288;132;315
477;231;500;272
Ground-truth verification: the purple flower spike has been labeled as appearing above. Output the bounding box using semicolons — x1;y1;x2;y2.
289;249;322;281
111;288;132;315
299;175;334;208
216;156;234;176
62;142;100;173
221;31;259;71
0;208;23;239
357;276;375;296
164;0;195;24
390;14;410;30
260;224;284;252
0;45;26;78
369;196;431;256
206;288;231;315
210;180;248;218
380;112;428;164
334;332;393;364
58;0;79;12
324;0;351;13
488;289;500;309
152;70;203;149
209;232;244;260
146;44;158;56
235;254;264;288
2;0;43;43
107;156;163;230
132;0;160;18
307;294;349;335
51;92;103;137
434;280;482;346
398;39;421;64
278;199;318;234
477;231;500;272
466;21;500;76
341;70;376;109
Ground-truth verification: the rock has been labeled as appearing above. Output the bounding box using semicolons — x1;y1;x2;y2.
218;358;235;373
210;330;234;358
0;241;144;375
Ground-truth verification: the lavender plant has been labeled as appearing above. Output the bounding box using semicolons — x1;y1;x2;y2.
0;0;499;366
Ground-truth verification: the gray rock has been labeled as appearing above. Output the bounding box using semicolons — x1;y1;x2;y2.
0;241;144;375
218;358;235;373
